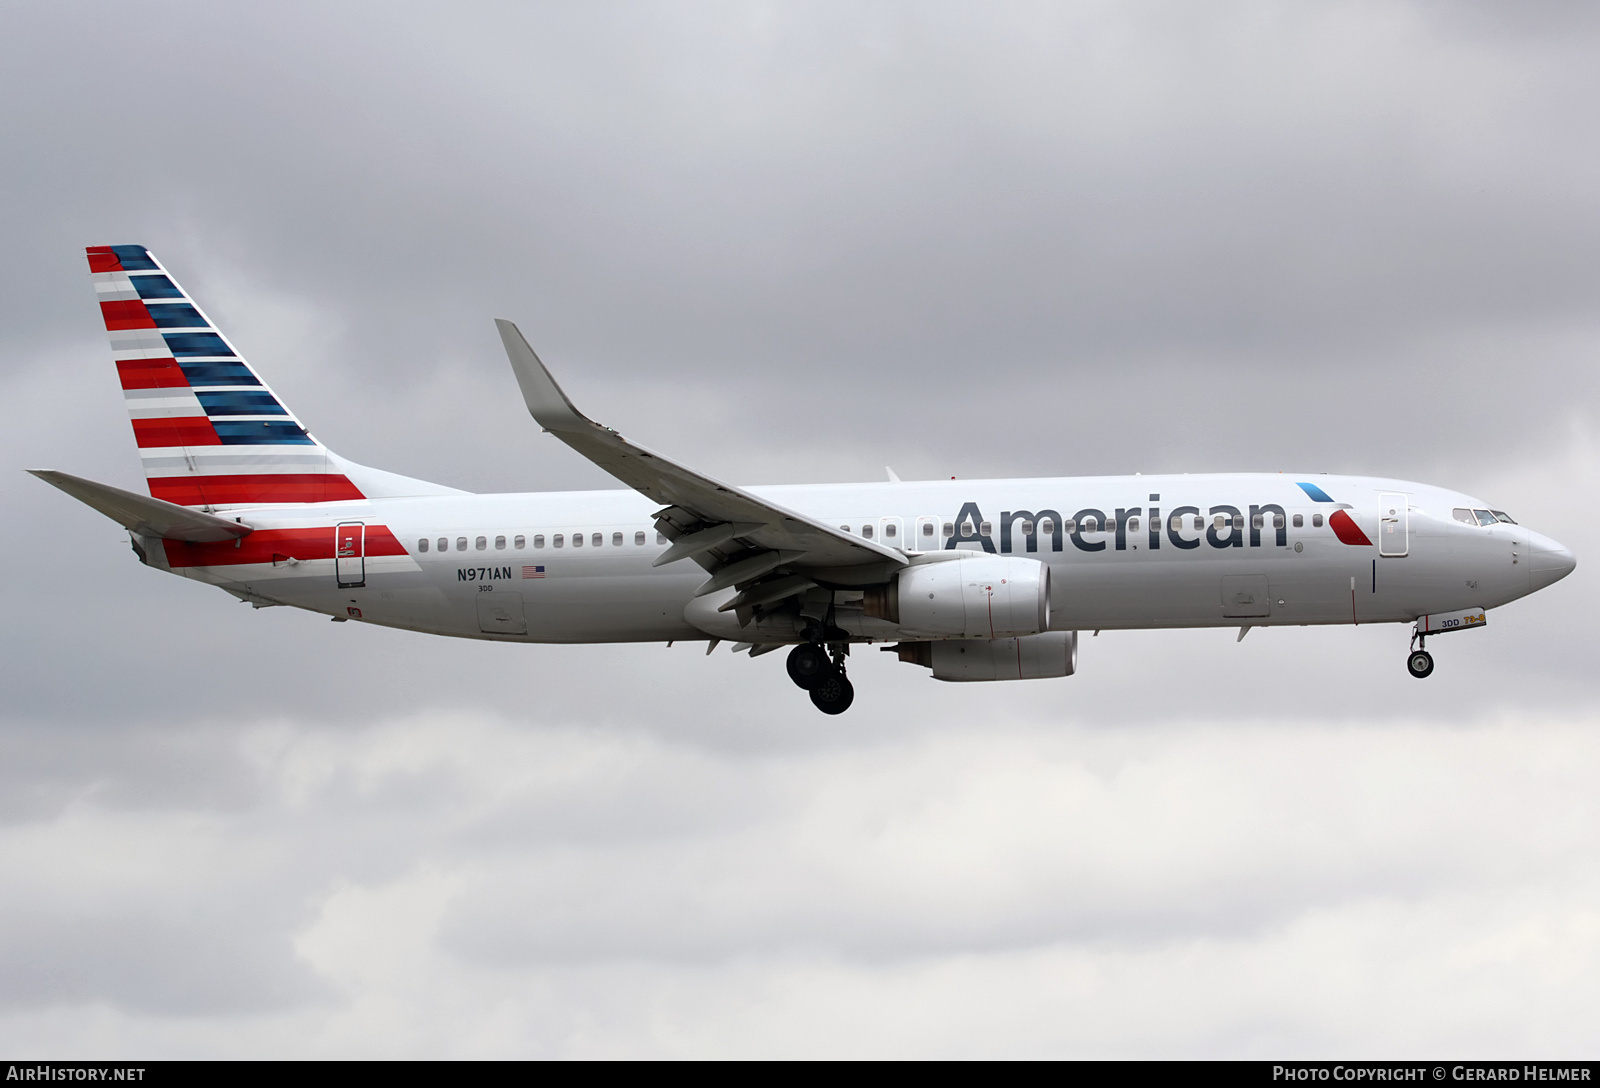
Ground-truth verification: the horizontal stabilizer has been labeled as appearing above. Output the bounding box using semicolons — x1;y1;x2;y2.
29;470;252;543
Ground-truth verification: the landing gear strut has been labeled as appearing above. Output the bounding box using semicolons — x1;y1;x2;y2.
1407;630;1434;679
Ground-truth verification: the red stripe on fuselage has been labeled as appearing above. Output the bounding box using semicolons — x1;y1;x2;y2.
163;525;407;568
132;417;220;447
100;299;154;330
117;357;189;389
86;247;121;273
147;474;365;506
1329;509;1373;546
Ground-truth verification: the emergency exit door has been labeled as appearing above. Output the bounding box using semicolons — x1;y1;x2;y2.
335;521;365;587
1379;494;1408;557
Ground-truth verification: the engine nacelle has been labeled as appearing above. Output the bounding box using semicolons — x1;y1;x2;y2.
896;631;1078;682
892;555;1050;640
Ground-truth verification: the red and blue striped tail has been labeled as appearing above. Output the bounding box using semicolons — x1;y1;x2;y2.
87;245;364;508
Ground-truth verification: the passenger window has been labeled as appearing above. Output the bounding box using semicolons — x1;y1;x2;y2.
862;525;874;539
942;522;954;537
1273;514;1285;529
1214;515;1226;530
1081;516;1098;533
612;532;623;546
1127;517;1139;532
656;532;666;544
1170;516;1183;531
437;537;448;552
1063;519;1077;534
1252;514;1264;530
533;535;545;548
1039;519;1054;534
476;536;487;550
1311;515;1323;528
884;523;896;538
553;534;564;548
573;533;584;548
592;533;602;546
1193;516;1204;531
1452;508;1476;525
1021;520;1035;536
840;525;851;533
456;537;468;551
980;521;993;536
922;522;934;537
635;531;646;545
495;535;506;550
1292;514;1303;528
1105;518;1117;533
418;538;429;552
514;535;525;549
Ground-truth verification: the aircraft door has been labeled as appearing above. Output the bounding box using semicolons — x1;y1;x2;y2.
1221;574;1271;618
1379;493;1408;557
335;521;365;587
477;590;527;635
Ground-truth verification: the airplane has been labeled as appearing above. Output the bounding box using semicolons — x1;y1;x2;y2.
31;245;1577;714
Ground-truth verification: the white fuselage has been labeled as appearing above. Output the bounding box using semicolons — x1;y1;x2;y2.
141;473;1569;645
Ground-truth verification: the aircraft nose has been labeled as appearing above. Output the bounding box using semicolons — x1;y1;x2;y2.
1529;535;1576;591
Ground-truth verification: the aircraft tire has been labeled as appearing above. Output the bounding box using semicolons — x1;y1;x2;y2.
1407;650;1434;679
808;669;855;714
787;643;830;689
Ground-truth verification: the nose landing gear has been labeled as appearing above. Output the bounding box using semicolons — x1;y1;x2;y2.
786;642;854;714
1406;628;1435;679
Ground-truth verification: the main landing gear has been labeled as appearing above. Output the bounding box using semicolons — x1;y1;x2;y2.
787;642;854;715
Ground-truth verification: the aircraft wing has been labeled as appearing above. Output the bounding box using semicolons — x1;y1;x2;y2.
496;320;906;596
29;470;253;543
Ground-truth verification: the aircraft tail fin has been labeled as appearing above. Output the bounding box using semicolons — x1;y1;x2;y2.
85;245;462;508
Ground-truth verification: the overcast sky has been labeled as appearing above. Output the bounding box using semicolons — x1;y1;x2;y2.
2;0;1599;1057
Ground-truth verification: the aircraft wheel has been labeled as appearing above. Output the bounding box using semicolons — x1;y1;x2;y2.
1407;650;1434;679
808;669;855;714
787;643;830;689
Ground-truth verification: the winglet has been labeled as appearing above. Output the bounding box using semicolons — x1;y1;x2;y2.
495;319;590;433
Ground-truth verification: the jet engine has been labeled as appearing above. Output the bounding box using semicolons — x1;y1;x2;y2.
894;631;1078;682
864;555;1050;640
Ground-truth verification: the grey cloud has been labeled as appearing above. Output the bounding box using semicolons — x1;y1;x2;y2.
0;712;1594;1053
0;914;324;1015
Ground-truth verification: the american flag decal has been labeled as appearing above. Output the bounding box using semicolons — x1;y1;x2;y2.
522;565;545;579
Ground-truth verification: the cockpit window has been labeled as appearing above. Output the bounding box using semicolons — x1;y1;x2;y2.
1492;510;1516;524
1474;509;1498;527
1452;508;1475;525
